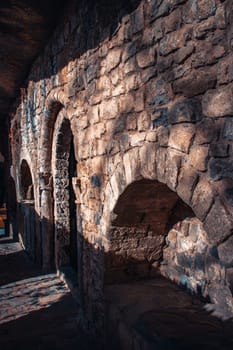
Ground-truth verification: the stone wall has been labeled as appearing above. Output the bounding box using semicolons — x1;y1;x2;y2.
9;0;233;335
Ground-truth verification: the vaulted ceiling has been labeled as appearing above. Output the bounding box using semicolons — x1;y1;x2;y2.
0;0;65;123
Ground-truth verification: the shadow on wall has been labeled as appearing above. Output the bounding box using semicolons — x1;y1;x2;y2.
28;0;142;82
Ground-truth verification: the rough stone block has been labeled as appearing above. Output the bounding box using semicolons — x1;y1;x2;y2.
177;166;198;204
157;125;169;147
164;8;182;33
202;85;233;117
195;118;216;145
173;68;217;97
193;17;216;39
192;43;225;68
168;98;202;124
183;0;217;23
159;27;192;56
136;47;157;68
105;48;122;72
137;111;151;131
130;132;146;147
156;147;167;183
168;124;195;153
209;143;229;158
165;148;182;190
139;142;158;180
192;177;213;220
147;0;171;22
189;145;209;171
99;99;118;120
218;236;233;267
209;158;233;181
223;118;233;141
173;45;194;64
130;4;144;34
118;94;135;114
204;199;233;244
217;55;233;85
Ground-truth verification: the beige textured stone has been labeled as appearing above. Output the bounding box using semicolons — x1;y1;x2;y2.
136;47;156;68
99;99;119;119
168;124;195;153
105;48;122;72
202;85;233;117
189;145;209;171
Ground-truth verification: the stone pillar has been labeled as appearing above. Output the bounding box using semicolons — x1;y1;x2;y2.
39;173;54;271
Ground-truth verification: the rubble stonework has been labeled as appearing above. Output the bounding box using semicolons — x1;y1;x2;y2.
10;0;233;336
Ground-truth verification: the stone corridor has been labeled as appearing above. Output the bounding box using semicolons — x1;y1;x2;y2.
0;239;91;350
1;237;233;349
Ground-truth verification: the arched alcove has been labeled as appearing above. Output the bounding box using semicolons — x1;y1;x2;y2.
18;160;36;260
105;179;196;284
52;114;80;281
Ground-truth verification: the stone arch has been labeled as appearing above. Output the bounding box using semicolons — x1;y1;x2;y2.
105;178;197;284
51;109;80;278
102;146;233;318
39;94;66;270
101;145;233;248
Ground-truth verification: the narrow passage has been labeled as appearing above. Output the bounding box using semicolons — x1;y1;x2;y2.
0;239;90;350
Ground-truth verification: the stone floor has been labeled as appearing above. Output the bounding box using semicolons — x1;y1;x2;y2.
0;239;92;350
2;238;233;350
105;278;233;350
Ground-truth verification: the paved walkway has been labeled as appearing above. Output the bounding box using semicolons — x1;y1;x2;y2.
0;240;91;350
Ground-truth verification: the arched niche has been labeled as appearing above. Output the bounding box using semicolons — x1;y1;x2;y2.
18;160;36;260
52;114;81;279
105;179;197;284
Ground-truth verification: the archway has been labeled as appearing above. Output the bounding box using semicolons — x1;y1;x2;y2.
104;178;228;348
18;160;36;260
52;115;79;277
105;179;197;285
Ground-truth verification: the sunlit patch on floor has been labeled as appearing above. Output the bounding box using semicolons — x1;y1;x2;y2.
0;274;70;324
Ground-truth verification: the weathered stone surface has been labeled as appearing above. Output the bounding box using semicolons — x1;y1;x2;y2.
217;55;233;85
183;0;217;23
136;47;157;68
177;166;198;204
195;118;217;145
193;17;216;39
159;27;192;56
165;149;182;190
173;45;194;64
168;124;195;153
105;48;122;73
209;143;229;158
192;178;213;220
189;145;209;171
218;236;233;267
204;199;233;244
164;8;182;33
168;99;202;124
202;85;233;117
209;158;233;181
223;118;233;141
192;42;225;68
157;125;169;147
173;68;217;97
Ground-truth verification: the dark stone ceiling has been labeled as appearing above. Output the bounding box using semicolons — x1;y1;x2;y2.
0;0;65;123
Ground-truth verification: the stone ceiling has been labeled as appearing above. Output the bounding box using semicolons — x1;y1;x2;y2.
0;0;65;123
